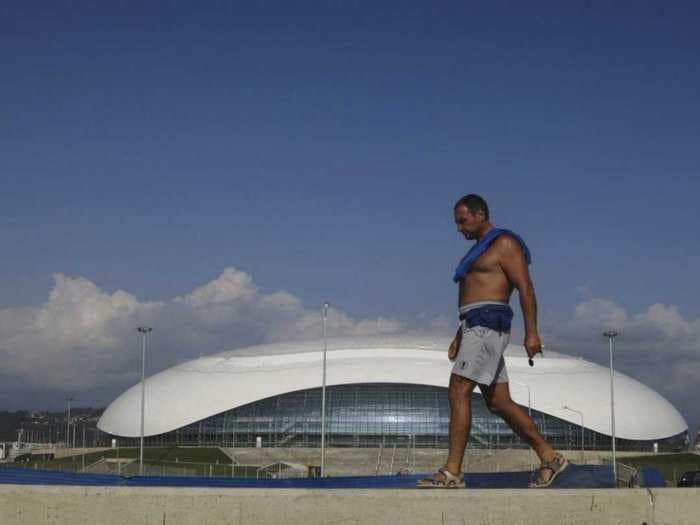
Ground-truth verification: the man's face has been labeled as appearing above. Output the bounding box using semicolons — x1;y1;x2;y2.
454;205;484;240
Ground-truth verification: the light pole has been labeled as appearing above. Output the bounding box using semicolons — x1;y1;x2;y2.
65;396;74;449
320;302;329;477
137;326;153;476
563;405;585;463
81;426;86;471
603;330;618;484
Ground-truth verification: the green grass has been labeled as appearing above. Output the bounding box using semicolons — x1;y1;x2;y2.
620;453;700;484
621;453;700;466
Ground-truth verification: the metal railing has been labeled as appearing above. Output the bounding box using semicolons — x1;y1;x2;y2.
615;462;639;487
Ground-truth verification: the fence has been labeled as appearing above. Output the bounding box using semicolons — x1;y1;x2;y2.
121;461;261;478
1;458;261;479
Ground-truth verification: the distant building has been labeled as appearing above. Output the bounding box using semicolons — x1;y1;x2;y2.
98;335;688;451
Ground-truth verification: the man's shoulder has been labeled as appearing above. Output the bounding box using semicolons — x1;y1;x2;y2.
492;232;520;250
491;232;528;259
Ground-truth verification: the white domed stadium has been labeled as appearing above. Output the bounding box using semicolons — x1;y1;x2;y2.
97;335;688;451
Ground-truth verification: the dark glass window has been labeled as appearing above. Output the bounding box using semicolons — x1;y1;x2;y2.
109;383;687;452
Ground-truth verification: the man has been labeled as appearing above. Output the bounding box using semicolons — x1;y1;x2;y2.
417;194;568;489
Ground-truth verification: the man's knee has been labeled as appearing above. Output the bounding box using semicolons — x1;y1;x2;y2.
485;395;514;415
448;374;474;403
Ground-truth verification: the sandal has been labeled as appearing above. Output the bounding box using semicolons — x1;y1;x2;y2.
528;452;569;488
416;467;465;489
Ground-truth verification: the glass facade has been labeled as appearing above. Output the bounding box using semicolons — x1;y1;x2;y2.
130;383;686;451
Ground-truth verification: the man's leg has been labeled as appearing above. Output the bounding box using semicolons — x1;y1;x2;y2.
445;373;477;475
480;382;556;465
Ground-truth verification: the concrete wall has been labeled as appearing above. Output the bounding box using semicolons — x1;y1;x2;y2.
32;447;111;459
1;485;699;525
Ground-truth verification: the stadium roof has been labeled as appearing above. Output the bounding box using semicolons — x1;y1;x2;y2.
98;335;687;441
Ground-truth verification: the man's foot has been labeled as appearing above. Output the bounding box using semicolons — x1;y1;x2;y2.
528;452;569;488
416;467;465;489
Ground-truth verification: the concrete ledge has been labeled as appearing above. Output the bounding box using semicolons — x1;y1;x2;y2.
1;485;699;525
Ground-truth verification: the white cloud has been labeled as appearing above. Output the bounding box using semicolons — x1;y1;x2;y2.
542;296;700;427
573;298;628;332
34;274;142;347
175;267;257;307
0;268;402;394
428;314;453;332
1;273;698;428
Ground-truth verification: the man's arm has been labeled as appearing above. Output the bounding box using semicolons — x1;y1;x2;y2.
448;325;462;361
496;236;542;359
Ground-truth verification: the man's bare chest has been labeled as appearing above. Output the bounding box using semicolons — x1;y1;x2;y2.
467;248;501;274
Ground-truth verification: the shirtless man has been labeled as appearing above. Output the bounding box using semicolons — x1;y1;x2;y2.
417;194;568;489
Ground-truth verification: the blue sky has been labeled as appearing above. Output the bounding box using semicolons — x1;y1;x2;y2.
1;3;699;431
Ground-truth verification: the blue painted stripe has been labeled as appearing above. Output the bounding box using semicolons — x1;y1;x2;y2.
0;464;621;488
0;465;620;489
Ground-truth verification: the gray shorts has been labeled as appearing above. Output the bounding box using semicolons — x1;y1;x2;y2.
451;302;510;385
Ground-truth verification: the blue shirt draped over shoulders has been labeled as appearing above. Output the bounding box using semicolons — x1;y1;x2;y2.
453;228;531;283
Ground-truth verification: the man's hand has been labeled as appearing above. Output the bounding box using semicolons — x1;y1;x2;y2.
524;332;542;360
448;327;462;361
